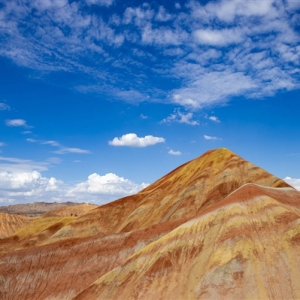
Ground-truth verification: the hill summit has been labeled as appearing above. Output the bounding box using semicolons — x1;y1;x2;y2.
1;148;300;300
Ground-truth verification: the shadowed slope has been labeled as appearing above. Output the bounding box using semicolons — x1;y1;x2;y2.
76;185;300;300
48;148;290;242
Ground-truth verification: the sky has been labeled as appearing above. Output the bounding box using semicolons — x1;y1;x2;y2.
0;0;300;206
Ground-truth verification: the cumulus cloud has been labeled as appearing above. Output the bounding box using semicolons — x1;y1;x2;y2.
204;135;222;140
0;171;62;192
161;109;199;125
109;133;165;147
168;149;182;156
0;169;148;205
68;173;148;197
5;119;31;128
284;177;300;190
0;103;10;110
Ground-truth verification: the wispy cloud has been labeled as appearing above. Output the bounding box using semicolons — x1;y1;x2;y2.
109;133;165;147
0;103;10;110
204;135;222;140
0;156;49;173
168;149;181;156
161;109;199;125
0;142;5;147
54;147;91;154
207;116;220;123
26;138;91;154
85;0;114;6
0;0;299;110
5;119;32;128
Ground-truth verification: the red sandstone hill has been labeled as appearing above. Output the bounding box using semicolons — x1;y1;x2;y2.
1;148;299;300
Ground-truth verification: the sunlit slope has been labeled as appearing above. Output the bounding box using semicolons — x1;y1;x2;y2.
0;216;187;299
0;204;96;255
49;148;290;241
76;185;300;300
0;212;30;239
0;216;76;256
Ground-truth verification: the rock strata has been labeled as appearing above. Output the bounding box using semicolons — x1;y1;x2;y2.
0;148;299;300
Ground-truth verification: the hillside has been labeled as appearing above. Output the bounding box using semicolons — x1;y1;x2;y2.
0;148;299;300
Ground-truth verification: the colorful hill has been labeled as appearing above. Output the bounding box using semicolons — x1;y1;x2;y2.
0;148;299;299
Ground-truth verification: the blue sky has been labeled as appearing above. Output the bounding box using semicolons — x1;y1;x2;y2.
0;0;300;205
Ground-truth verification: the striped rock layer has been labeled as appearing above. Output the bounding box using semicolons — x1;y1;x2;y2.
1;148;299;300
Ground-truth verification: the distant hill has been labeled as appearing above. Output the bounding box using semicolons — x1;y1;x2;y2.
0;201;97;216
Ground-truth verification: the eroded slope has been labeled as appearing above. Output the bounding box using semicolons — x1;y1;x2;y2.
77;185;300;300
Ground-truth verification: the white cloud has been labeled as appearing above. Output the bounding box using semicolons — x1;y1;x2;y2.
212;1;275;22
114;89;148;103
208;116;220;122
168;149;181;156
171;71;257;109
194;28;244;46
140;114;148;119
161;109;199;125
68;173;148;196
109;133;165;147
284;177;300;190
5;119;31;128
204;135;222;140
0;168;148;205
0;103;10;110
0;170;62;191
42;140;61;147
26;138;91;155
0;142;5;147
0;156;50;177
155;6;172;22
